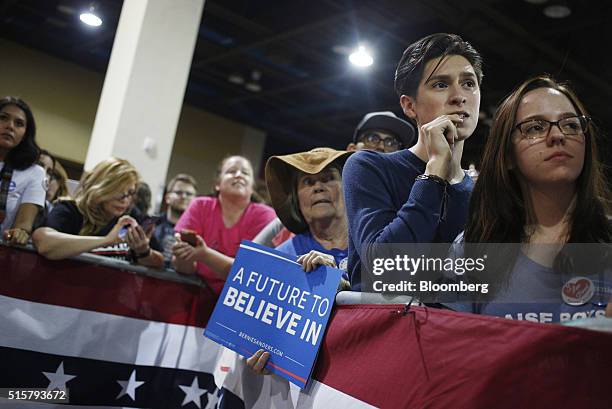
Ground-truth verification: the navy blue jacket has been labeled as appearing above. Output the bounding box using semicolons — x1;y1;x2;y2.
343;149;473;289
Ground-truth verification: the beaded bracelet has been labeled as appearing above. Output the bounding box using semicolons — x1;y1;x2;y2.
415;173;449;187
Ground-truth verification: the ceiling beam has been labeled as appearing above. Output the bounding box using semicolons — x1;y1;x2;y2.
474;2;612;96
192;9;357;67
0;0;19;15
198;4;391;98
223;67;393;106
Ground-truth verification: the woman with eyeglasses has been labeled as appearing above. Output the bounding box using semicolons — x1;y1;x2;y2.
445;75;612;322
32;157;164;268
172;155;276;295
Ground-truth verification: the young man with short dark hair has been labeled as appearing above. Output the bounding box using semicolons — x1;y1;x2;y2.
343;33;483;289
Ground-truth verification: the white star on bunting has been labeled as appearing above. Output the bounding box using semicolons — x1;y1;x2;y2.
179;376;207;408
43;362;76;391
205;388;221;409
116;369;145;401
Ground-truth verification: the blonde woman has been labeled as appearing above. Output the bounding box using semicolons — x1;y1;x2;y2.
32;157;163;268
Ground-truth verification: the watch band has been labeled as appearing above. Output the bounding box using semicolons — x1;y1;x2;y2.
415;173;449;187
132;247;151;260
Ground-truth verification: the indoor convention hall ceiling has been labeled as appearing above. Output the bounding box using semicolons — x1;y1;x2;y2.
1;0;610;163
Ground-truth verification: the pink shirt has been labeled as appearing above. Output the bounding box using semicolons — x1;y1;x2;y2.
175;196;276;295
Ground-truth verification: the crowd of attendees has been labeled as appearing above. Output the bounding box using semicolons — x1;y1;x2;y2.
2;32;611;349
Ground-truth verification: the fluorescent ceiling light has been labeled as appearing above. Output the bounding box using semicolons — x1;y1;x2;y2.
543;4;571;18
245;82;262;92
80;10;102;27
228;74;244;85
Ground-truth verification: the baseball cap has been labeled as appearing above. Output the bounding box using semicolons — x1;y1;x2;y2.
353;111;417;148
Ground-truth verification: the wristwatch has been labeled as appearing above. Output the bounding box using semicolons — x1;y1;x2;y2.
132;247;151;260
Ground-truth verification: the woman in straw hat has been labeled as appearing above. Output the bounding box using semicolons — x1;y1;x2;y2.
265;147;352;272
247;147;353;374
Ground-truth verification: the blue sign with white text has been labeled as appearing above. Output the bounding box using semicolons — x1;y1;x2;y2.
204;240;343;388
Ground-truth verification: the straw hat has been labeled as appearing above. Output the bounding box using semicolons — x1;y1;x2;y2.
265;147;353;234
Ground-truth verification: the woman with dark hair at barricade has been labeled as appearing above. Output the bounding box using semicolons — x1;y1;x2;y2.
447;75;612;323
0;96;46;245
172;155;276;295
32;157;164;268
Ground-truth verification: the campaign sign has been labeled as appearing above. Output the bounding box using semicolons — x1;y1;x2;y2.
204;240;343;388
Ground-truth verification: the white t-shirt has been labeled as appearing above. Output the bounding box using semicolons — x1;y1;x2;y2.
0;162;46;233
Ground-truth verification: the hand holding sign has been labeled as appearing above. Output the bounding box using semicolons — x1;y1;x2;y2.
204;241;343;388
297;250;337;272
245;249;340;377
246;349;271;375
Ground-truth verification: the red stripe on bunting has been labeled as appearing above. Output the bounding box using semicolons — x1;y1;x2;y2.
313;304;612;409
0;246;216;327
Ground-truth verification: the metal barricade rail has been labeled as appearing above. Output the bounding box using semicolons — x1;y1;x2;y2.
0;241;205;287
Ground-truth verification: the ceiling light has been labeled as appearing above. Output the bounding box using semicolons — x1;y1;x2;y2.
80;5;102;27
245;82;262;93
228;74;244;85
349;45;373;68
543;4;571;18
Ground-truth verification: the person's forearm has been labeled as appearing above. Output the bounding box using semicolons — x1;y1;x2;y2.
199;247;234;279
32;227;112;260
447;141;465;184
448;167;466;185
425;155;451;179
173;256;197;274
12;203;41;233
135;249;164;269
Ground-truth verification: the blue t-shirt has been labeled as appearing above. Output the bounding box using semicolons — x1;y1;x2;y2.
276;232;349;279
446;247;611;324
343;149;473;290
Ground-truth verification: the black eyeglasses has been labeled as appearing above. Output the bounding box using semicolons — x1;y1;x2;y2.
515;115;589;140
360;132;402;150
